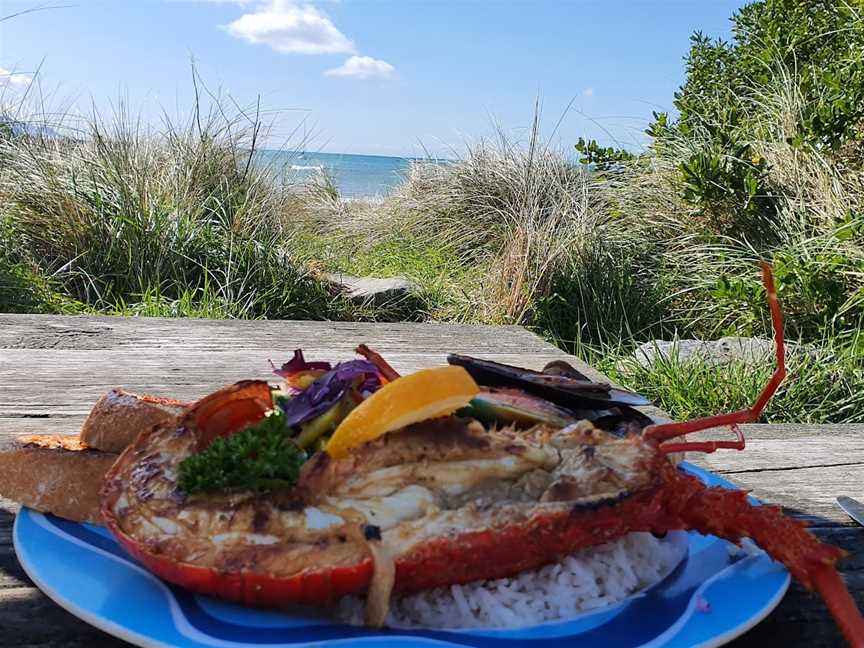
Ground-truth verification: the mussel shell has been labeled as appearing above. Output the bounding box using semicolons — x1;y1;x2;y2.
591;406;656;436
447;354;651;408
541;359;592;382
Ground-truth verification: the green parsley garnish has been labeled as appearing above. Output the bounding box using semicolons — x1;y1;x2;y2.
178;409;306;494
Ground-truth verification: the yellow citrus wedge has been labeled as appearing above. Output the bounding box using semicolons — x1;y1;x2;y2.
325;365;480;459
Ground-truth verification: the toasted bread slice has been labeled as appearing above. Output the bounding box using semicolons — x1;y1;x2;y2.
0;435;118;524
80;389;191;453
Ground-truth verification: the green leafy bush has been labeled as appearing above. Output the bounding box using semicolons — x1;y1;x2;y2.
574;137;635;172
668;0;864;152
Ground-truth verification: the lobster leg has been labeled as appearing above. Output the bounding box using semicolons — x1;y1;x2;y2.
658;423;745;455
644;261;786;453
658;463;864;647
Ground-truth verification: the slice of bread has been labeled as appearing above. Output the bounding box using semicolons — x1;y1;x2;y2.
2;389;193;524
0;435;118;524
79;389;190;453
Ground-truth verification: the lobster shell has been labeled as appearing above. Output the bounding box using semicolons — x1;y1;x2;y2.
101;380;864;645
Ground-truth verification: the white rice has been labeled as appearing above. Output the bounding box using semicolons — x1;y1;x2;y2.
336;532;684;629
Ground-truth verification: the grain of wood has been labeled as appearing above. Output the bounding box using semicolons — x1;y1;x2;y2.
686;426;864;527
720;463;864;526
0;312;666;424
697;437;864;473
0;566;28;590
0;314;566;354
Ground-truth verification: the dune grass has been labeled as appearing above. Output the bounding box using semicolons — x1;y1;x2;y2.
293;115;674;349
6;81;860;422
0;94;356;321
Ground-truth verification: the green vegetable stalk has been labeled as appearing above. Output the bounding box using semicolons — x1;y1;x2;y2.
294;395;355;449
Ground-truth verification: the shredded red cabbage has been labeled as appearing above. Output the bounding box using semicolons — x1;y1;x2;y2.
278;359;382;429
271;350;332;379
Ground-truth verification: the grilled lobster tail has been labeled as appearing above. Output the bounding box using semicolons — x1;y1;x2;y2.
100;262;864;646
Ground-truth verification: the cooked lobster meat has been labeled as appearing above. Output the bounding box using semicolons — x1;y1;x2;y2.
100;264;864;646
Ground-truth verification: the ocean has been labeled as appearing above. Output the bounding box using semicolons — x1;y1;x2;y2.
254;150;415;199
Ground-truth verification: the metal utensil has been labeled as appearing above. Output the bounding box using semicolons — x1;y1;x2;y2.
837;496;864;526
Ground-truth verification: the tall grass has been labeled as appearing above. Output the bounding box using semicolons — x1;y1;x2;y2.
390;117;599;325
293;81;864;346
0;92;347;320
602;336;864;424
302;113;674;346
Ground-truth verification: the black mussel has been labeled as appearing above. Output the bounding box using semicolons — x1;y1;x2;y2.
590;406;656;435
541;360;592;381
447;354;651;408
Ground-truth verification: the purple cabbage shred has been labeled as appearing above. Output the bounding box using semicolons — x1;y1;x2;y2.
278;359;381;429
271;349;332;379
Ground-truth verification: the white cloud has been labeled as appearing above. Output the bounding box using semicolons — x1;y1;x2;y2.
582;87;594;97
221;1;396;79
325;55;394;80
0;67;32;87
225;0;354;55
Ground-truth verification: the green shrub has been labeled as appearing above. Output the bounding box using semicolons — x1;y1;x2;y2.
645;0;864;258
668;0;864;152
574;137;635;172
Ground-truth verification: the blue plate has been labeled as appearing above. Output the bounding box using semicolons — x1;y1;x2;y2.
14;462;789;647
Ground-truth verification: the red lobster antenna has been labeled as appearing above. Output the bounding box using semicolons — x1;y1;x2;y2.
643;262;786;454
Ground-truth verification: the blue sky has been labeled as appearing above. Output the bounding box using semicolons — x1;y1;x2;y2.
0;0;747;157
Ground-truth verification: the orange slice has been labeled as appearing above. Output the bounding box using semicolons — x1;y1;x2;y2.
325;366;480;459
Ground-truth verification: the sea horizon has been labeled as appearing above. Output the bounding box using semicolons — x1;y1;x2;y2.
254;149;434;199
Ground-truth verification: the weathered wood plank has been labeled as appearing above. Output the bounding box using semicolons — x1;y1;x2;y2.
0;350;571;394
694;434;864;476
695;424;864;441
0;349;568;427
686;426;864;527
0;314;563;354
713;463;864;527
0;586;129;647
0;315;665;425
0;348;618;440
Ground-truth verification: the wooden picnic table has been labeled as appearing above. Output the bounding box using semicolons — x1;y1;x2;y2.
0;313;861;647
